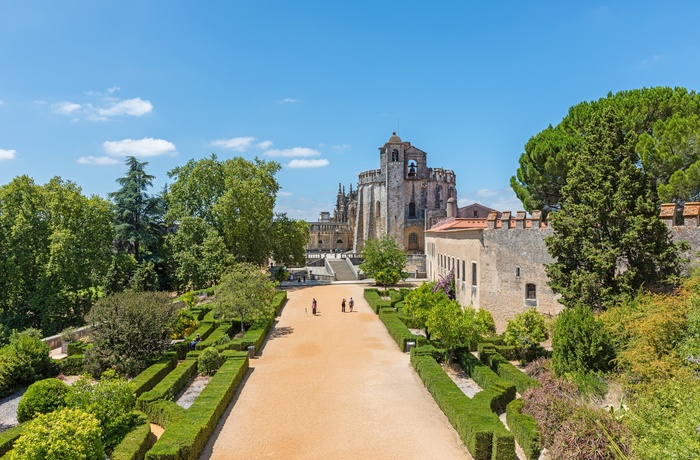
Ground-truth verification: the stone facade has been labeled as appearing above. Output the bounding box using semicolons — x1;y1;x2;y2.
307;133;457;258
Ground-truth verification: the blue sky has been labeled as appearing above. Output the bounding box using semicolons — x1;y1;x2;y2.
2;2;700;221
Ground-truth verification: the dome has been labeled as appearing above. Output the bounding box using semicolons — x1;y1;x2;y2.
388;132;402;143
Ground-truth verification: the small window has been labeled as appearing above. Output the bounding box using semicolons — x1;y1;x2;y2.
462;260;466;281
471;262;477;286
526;283;536;300
336;239;343;244
409;202;416;218
318;240;323;245
457;259;460;279
515;267;521;277
473;210;478;217
376;201;381;217
408;233;418;245
391;149;399;161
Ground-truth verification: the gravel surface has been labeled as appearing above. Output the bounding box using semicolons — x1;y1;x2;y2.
175;375;211;409
0;388;25;433
443;364;483;398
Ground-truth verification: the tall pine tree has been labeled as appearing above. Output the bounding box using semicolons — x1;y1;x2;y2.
545;106;682;310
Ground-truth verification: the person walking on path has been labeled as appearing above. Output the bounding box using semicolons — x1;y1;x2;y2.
312;298;317;315
341;298;346;313
349;297;354;312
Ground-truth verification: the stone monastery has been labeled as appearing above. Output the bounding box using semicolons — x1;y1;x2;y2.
308;133;700;331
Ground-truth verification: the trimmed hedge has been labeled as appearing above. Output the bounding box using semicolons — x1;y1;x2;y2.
505;399;541;460
66;340;92;356
145;357;249;460
55;354;85;375
478;345;538;395
130;352;179;397
172;321;217;359
364;288;392;314
0;424;24;457
271;290;287;315
379;309;427;352
143;400;186;429
136;359;198;413
457;350;516;412
410;352;515;460
111;411;152;460
195;323;233;350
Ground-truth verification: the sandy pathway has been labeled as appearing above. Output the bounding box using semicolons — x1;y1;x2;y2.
200;284;472;460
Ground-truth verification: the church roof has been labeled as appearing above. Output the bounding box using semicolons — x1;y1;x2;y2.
388;132;402;143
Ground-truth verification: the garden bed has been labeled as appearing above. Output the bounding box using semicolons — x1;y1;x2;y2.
441;363;482;398
174;374;211;409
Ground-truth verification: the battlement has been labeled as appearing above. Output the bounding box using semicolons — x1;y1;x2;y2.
358;169;382;185
429;168;456;183
660;202;700;227
485;209;547;230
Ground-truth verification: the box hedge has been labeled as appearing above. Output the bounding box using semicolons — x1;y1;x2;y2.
364;288;392;314
195;323;233;350
130;352;179;397
145;357;249;460
55;354;85;375
66;340;92;356
457;350;516;412
379;309;427;352
0;424;24;457
478;345;537;394
137;358;198;413
111;410;152;460
505;399;541;460
172;321;218;359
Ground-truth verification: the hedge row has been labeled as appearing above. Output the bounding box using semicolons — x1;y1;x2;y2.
143;400;186;429
505;399;541;460
66;340;92;356
0;424;24;457
195;323;234;350
478;345;538;395
130;352;179;397
457;350;515;412
378;309;427;352
137;358;199;413
410;352;515;460
145;357;249;460
111;411;152;460
364;288;392;314
55;354;85;375
271;290;288;315
172;320;218;359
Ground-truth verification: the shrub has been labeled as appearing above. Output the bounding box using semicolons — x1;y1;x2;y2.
110;411;151;460
129;352;178;397
7;407;104;460
65;376;136;452
549;405;631;460
182;290;197;309
506;399;540;460
198;347;222;376
552;306;614;376
17;378;69;423
171;308;198;339
137;359;198;412
503;309;548;362
475;308;496;334
55;354;85;375
0;329;53;397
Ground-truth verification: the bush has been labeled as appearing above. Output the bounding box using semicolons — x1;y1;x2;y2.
198;347;223;376
503;309;548;362
137;359;198;412
55;354;85;375
552;306;614;376
364;288;392;314
379;309;426;352
0;329;53;397
549;405;631;460
171;308;198;339
65;376;136;452
129;352;178;397
17;378;69;423
475;308;496;334
7;407;104;460
506;399;541;460
110;411;151;460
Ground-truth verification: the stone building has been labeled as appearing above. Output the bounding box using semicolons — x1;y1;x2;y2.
307;133;457;263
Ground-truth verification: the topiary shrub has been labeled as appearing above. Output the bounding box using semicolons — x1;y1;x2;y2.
475;308;496;334
552;306;614;376
503;309;548;362
17;378;69;423
198;347;222;376
7;407;104;460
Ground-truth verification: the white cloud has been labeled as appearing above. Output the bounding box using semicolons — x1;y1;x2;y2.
278;191;293;197
77;155;119;165
0;99;4;106
287;159;329;168
210;136;256;152
52;101;81;115
332;144;351;151
0;149;17;161
89;97;153;120
265;147;321;158
278;98;298;104
256;140;273;150
103;138;176;157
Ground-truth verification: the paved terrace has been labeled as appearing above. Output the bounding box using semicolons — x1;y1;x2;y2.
201;284;472;460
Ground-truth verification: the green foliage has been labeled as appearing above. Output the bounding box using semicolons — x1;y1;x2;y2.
552;306;614;376
182;290;197;309
171;308;198;339
0;176;113;335
8;407;104;460
503;309;548;361
475;308;496;335
103;252;137;295
625;376;700;459
17;378;69;423
85;291;180;378
65;376;136;452
477;345;538;394
129;260;160;292
129;352;178;397
359;235;408;288
545;106;682;310
213;262;277;333
403;282;442;336
270;213;310;267
137;359;198;412
378;309;427;352
165;216;232;292
374;267;401;288
166;155;283;265
364;288;392;314
426;298;481;358
506;399;541;460
274;266;289;283
198;347;223;376
110;411;151;460
512;87;700;213
0;329;53;397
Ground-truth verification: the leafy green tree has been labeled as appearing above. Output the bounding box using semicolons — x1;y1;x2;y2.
475;308;496;335
65;376;136;452
198;347;223;376
270;213;310;267
552;306;614;377
359;235;408;290
0;329;53;397
273;266;290;283
166;155;282;265
545;106;682;310
0;176;113;335
426;298;481;360
165;216;232;292
84;291;179;378
504;309;548;361
109;156;163;262
403;282;441;340
213;263;277;333
8;407;104;460
512;87;700;214
129;260;160;292
17;378;69;423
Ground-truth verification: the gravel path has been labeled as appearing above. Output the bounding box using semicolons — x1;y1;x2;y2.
0;388;25;433
200;284;473;459
175;375;211;409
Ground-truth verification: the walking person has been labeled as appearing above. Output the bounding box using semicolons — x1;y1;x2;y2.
349;297;354;312
312;298;317;316
342;298;346;313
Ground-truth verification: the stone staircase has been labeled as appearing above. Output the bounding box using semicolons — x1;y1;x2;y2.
328;259;357;281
